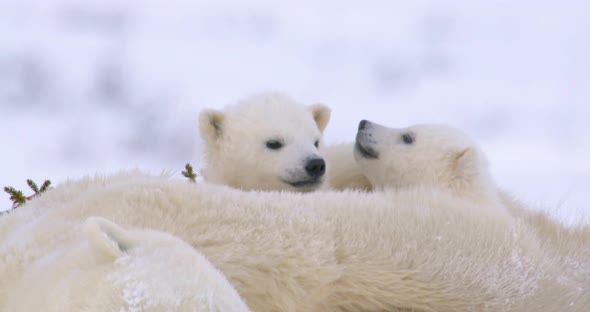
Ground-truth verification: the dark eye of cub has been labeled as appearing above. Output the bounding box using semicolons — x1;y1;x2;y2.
266;140;283;150
314;140;319;148
402;133;415;144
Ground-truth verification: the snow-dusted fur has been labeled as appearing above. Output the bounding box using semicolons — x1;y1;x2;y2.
1;171;587;311
0;213;250;312
199;92;331;192
501;191;590;302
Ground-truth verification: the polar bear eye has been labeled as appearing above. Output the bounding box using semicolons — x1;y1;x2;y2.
314;140;319;148
266;140;283;150
402;133;415;144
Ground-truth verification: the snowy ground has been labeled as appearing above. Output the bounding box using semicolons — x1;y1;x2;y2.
1;1;588;223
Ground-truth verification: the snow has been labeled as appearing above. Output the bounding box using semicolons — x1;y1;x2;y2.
1;1;588;221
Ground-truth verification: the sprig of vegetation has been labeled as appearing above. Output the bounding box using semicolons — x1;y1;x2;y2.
4;179;52;211
182;163;197;183
4;186;27;206
27;179;39;194
40;180;52;192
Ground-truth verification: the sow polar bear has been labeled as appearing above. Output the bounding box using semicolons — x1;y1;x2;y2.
0;214;250;312
199;92;331;192
2;174;586;309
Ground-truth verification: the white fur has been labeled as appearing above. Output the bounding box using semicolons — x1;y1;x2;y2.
323;142;372;191
0;213;251;312
326;122;498;199
354;121;497;202
2;170;588;311
199;92;331;192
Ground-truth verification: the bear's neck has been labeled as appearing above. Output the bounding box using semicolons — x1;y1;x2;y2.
446;172;501;206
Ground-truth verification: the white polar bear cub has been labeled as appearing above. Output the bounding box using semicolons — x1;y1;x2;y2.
199;92;331;192
354;119;497;202
1;216;251;312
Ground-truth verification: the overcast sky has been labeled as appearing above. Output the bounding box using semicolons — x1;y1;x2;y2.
1;1;588;222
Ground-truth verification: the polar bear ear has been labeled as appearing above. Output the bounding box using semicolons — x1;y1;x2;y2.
85;216;136;259
199;109;225;145
309;104;331;132
451;147;479;182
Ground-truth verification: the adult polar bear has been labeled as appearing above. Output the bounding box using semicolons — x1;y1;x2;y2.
3;123;586;311
0;214;251;312
199;92;331;192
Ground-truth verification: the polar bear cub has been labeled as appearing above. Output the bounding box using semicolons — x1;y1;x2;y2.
199;92;331;192
1;216;251;312
354;120;497;203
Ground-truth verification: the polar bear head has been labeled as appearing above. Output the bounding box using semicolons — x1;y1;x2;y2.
199;92;331;192
8;217;251;312
354;120;495;200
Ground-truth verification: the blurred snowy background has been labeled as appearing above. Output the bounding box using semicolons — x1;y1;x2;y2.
1;0;588;222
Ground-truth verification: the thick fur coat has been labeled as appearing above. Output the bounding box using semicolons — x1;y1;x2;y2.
2;171;587;312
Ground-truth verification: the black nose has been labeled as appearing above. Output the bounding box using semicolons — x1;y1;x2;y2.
305;158;326;178
358;120;368;131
